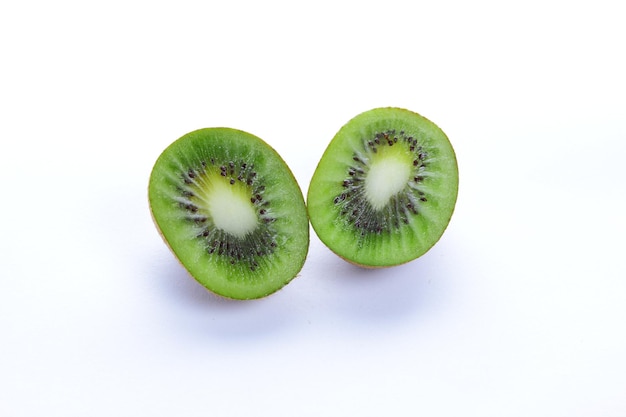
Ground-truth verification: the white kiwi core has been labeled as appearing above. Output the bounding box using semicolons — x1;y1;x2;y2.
196;174;258;238
364;153;412;211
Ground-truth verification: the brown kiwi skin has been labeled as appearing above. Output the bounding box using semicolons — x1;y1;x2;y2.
338;253;410;269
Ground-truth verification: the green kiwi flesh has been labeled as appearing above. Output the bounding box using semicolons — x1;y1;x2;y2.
307;108;458;268
149;128;309;299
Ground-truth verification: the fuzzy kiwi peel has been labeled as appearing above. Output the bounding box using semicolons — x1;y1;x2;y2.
307;107;458;268
149;128;309;300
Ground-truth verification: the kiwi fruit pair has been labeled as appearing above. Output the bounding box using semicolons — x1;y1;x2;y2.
148;108;458;300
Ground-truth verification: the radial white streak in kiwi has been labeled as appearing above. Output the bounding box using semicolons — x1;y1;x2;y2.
364;156;411;211
200;177;258;238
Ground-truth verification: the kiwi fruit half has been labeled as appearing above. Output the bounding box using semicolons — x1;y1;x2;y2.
149;128;309;300
307;107;458;268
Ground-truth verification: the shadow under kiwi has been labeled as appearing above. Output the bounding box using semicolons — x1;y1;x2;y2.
314;239;458;326
150;252;300;343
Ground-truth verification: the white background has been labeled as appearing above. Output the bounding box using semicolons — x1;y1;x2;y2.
1;1;625;416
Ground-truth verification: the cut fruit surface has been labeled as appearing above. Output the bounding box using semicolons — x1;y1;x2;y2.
149;128;309;299
307;107;458;268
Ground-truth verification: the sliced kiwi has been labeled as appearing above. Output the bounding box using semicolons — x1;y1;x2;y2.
149;128;309;300
307;107;458;268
